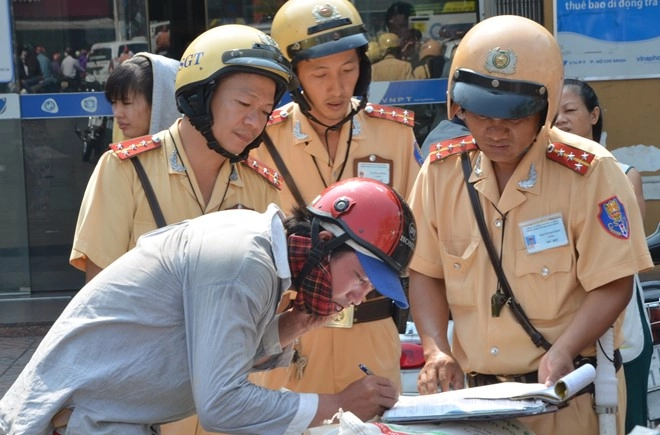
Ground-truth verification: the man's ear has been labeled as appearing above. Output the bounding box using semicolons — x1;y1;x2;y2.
318;230;334;241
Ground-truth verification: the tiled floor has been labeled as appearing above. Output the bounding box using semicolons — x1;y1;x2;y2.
0;293;72;397
0;334;45;396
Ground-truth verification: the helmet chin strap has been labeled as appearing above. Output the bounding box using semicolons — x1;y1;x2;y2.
295;90;368;132
199;128;251;164
183;111;258;163
293;218;349;289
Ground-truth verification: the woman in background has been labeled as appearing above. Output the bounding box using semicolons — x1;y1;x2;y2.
105;52;180;142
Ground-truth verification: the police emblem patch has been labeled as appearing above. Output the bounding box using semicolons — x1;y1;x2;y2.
485;48;516;75
312;4;341;22
598;196;629;239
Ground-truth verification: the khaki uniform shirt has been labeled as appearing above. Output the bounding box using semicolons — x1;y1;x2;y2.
249;100;422;395
70;120;281;271
408;127;652;434
371;55;414;82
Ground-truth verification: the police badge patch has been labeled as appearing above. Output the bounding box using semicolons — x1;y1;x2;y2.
598;196;630;239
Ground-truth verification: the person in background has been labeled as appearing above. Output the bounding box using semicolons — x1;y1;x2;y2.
556;78;646;218
556;77;651;433
104;52;180;143
31;45;58;93
155;24;171;55
1;177;416;434
407;15;652;435
412;39;445;80
116;44;134;66
17;44;41;93
371;32;413;82
250;0;422;425
366;40;382;64
69;25;289;287
384;1;415;61
77;48;89;72
50;51;62;83
60;48;85;91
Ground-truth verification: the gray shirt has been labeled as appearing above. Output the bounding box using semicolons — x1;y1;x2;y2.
0;205;317;434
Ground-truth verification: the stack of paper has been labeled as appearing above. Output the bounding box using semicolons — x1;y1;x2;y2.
382;364;595;424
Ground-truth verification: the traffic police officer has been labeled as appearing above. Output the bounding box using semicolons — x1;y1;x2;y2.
70;25;292;285
250;0;422;409
407;15;652;435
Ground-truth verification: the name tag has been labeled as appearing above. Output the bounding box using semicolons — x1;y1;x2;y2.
354;154;393;186
519;213;568;254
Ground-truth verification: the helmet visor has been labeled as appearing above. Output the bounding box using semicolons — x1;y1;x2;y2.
451;69;547;119
356;251;408;308
222;48;294;89
287;25;368;61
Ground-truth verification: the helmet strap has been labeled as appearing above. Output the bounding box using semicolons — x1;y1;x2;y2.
293;217;349;289
296;91;367;132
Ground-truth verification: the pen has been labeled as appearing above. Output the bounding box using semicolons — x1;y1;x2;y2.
359;363;374;376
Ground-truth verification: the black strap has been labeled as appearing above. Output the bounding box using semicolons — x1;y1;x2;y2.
262;132;307;210
460;153;552;350
130;157;167;228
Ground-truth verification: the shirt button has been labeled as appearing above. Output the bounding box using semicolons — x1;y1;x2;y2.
541;267;550;276
494;219;503;228
490;347;499;356
453;263;461;270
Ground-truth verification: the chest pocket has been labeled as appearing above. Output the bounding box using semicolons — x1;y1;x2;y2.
441;237;480;307
514;246;575;320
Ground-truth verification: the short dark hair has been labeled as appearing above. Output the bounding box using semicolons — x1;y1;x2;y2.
385;1;415;22
563;78;603;143
104;55;153;106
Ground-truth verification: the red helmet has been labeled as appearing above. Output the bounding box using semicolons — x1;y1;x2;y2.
308;178;416;277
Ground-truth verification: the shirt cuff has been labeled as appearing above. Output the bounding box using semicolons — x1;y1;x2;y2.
284;392;318;434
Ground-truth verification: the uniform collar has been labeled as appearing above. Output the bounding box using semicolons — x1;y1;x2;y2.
288;99;365;144
165;120;241;212
470;130;548;212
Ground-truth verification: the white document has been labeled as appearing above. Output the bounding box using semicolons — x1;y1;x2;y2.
461;364;596;404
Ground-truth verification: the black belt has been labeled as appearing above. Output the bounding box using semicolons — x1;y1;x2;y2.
353;298;395;324
467;349;622;392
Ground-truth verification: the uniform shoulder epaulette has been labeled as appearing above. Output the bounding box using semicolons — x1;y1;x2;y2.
109;134;162;160
363;103;414;127
428;135;478;163
546;141;595;176
240;156;282;190
267;107;292;126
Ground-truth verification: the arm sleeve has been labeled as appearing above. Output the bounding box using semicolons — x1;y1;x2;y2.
69;152;137;270
183;258;314;433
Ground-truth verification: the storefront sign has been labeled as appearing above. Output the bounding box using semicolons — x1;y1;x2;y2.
369;79;448;105
555;0;660;80
0;0;13;83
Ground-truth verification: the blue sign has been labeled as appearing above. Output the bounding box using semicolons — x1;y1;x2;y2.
555;0;660;80
280;79;448;107
20;93;113;119
17;80;448;120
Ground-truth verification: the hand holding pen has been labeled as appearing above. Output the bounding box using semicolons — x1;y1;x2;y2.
359;363;375;376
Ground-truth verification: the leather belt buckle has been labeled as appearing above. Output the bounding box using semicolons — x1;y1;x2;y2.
326;305;354;328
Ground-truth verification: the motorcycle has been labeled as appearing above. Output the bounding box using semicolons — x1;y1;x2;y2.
74;74;110;163
75;115;109;163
